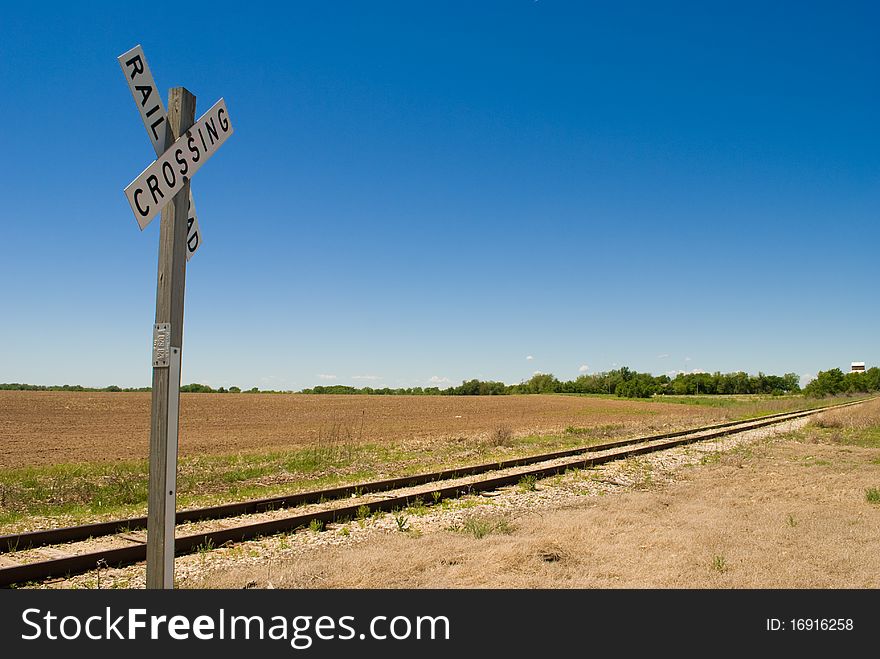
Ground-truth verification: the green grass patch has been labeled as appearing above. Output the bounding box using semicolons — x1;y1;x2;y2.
805;426;880;450
657;395;867;421
659;395;788;409
866;488;880;504
450;515;515;539
711;554;728;573
564;423;624;438
518;474;538;492
0;441;383;529
805;459;831;466
0;424;608;531
845;428;880;449
406;496;429;517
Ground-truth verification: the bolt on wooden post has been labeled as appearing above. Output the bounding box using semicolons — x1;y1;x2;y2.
146;87;195;589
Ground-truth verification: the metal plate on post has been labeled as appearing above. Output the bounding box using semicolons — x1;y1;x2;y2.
152;323;171;367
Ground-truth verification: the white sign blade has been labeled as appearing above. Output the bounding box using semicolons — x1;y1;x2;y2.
124;98;233;229
118;45;168;157
119;44;203;255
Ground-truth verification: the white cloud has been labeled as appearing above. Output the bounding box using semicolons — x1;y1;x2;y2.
657;354;669;359
526;355;534;361
427;375;451;384
316;374;337;380
684;357;692;362
578;364;589;373
533;370;545;376
691;368;706;374
351;375;382;381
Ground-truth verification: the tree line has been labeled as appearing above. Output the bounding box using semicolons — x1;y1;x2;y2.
0;382;286;394
0;383;151;392
300;368;803;398
6;366;875;399
801;368;880;397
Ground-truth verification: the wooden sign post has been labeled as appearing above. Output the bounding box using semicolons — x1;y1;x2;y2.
147;87;194;589
119;46;233;588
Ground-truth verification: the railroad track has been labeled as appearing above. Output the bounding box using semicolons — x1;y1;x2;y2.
0;398;870;587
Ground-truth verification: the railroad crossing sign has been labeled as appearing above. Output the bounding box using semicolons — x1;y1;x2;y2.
118;44;234;589
118;45;204;260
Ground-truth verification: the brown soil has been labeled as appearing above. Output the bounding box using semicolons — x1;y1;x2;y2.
0;391;723;468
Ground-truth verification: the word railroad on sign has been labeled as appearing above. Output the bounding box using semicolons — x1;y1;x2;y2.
118;44;234;589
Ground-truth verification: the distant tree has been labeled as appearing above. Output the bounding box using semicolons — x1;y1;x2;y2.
524;373;561;394
865;367;880;392
615;374;657;398
782;373;801;393
803;369;846;397
180;383;203;393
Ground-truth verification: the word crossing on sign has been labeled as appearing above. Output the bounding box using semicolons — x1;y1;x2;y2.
124;98;233;229
118;45;202;258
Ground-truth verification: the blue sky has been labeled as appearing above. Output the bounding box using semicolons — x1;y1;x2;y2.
1;1;877;390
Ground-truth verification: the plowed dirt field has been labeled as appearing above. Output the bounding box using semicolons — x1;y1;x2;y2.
0;391;728;468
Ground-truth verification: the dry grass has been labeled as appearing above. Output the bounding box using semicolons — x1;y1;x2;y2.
192;406;880;589
490;424;514;447
812;397;880;431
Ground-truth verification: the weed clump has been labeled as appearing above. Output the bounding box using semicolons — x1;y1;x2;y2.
518;475;538;492
491;425;514;447
449;514;515;539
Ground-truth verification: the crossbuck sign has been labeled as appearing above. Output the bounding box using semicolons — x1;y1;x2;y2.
118;44;234;589
118;46;208;259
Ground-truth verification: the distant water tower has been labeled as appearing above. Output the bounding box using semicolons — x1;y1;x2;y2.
851;362;866;373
